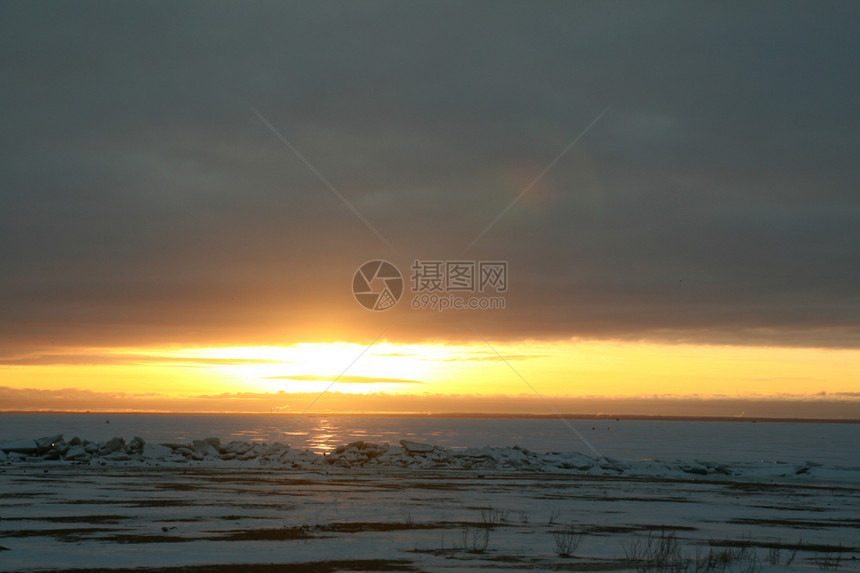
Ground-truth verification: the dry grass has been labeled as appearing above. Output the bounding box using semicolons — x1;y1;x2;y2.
553;526;584;557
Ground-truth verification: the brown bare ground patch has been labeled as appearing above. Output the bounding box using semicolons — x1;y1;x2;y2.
217;521;457;541
728;517;860;529
709;538;856;553
0;527;124;541
30;559;419;572
0;514;129;524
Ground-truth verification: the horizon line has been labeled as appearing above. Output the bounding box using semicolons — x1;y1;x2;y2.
1;410;858;424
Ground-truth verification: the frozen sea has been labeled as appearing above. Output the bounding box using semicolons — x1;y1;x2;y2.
2;414;859;572
1;413;857;467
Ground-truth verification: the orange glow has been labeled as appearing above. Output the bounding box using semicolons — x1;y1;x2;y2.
1;341;858;412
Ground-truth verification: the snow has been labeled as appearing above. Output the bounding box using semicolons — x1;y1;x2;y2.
1;434;858;484
0;432;858;571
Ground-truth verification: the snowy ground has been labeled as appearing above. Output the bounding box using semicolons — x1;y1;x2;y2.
1;437;858;572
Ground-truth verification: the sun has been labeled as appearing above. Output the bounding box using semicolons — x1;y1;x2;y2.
166;343;439;394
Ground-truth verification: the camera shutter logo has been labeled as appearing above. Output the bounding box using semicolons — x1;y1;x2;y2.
352;260;403;311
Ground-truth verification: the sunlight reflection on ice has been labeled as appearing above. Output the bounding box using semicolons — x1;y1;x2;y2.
1;414;858;464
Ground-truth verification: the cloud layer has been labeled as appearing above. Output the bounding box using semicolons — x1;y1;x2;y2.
1;2;858;352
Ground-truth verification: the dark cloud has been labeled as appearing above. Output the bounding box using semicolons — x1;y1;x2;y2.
1;2;858;351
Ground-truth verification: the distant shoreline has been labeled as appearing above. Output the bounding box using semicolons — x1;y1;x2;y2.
1;410;857;423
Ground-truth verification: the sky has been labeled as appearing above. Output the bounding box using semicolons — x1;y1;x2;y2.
1;2;858;416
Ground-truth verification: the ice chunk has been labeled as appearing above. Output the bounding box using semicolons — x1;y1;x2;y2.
203;437;222;451
36;434;64;450
0;439;39;454
141;443;173;459
64;445;89;461
97;437;126;455
400;440;435;454
129;436;146;452
224;441;252;455
192;439;219;457
681;463;709;475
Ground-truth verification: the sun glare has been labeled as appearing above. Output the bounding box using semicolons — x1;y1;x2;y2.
3;341;857;409
93;340;860;400
158;343;443;394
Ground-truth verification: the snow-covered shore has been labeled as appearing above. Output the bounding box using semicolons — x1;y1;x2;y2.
2;435;858;572
2;434;856;483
